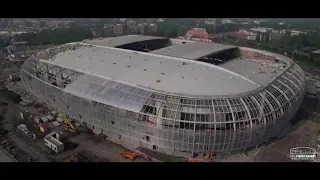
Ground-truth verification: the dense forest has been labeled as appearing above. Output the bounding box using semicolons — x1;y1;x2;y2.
270;32;320;51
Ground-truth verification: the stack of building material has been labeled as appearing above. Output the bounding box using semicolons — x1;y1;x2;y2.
58;113;64;118
46;115;54;121
17;124;29;134
41;117;49;123
34;116;42;124
56;117;64;123
20;111;30;121
19;96;33;106
50;111;58;116
40;124;47;133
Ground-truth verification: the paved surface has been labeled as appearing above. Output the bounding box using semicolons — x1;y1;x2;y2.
66;133;148;162
0;148;15;162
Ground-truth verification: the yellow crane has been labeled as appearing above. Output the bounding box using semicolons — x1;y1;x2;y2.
63;118;78;134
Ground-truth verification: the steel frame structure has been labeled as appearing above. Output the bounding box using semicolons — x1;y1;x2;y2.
20;51;306;157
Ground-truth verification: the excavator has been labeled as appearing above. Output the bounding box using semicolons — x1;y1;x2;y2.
187;151;214;162
63;118;78;135
120;152;140;161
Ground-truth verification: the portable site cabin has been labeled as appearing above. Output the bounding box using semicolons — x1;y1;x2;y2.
56;117;64;123
46;115;55;121
44;131;64;153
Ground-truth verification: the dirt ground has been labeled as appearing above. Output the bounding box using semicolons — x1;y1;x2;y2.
2;91;320;162
217;96;320;162
54;133;148;162
1;86;148;162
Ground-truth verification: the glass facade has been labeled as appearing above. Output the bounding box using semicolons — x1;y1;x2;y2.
20;54;306;157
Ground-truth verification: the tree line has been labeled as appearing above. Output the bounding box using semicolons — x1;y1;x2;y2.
16;26;94;45
153;19;244;38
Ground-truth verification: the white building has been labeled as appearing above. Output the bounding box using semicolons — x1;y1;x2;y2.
205;18;216;25
44;131;64;153
290;30;307;36
247;35;256;41
120;18;127;22
157;18;165;23
253;20;261;24
221;19;232;24
239;29;257;36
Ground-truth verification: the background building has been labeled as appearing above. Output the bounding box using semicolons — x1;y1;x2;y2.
113;24;123;34
186;28;209;40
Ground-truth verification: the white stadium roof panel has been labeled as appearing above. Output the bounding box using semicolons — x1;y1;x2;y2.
83;35;168;47
64;74;153;112
151;41;237;59
44;44;259;97
220;57;287;86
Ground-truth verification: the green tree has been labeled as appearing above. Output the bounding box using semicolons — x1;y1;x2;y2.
177;26;188;36
264;32;270;44
156;22;178;37
199;24;214;34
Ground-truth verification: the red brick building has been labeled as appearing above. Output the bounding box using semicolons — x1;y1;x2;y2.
186;28;209;39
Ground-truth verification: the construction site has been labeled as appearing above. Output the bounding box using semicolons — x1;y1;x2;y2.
0;57;163;163
1;82;160;162
0;89;158;162
1;35;320;162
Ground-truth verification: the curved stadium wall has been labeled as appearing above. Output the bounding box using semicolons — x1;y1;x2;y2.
20;47;306;157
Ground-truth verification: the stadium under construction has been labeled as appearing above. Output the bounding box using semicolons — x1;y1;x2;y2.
20;35;306;157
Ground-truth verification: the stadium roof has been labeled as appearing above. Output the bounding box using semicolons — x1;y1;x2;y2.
64;74;153;112
151;41;237;59
220;57;287;85
34;35;293;97
84;35;168;47
42;43;259;97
